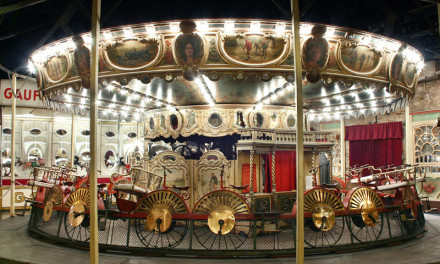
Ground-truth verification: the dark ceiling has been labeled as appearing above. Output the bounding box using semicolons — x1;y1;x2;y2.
0;0;439;79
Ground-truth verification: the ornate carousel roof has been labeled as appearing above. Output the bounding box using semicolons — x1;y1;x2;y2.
29;19;423;127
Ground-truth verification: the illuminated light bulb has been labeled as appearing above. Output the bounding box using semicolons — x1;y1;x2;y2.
122;106;130;111
371;101;376;106
386;41;400;51
121;111;128;117
386;98;392;103
109;103;116;109
123;27;133;38
26;61;35;73
64;94;72;101
96;100;101;106
255;103;263;110
275;22;286;35
324;107;331;112
83;35;92;46
263;98;270;104
133;113;140;120
325;27;335;38
79;104;85;109
224;21;235;33
81;98;86;104
336;95;344;103
170;23;179;32
356;103;363;108
375;40;385;50
120;89;128;95
361;35;371;44
309;114;315;120
372;107;377;112
66;103;71;108
66;39;75;50
104;31;113;41
146;25;156;35
417;61;425;73
112;111;118;116
300;24;312;35
250;21;261;32
349;92;357;98
197;21;209;32
107;84;114;91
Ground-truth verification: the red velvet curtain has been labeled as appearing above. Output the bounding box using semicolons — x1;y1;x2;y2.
263;151;296;192
346;122;403;168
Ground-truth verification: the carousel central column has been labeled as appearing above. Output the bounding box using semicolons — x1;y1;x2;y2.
341;118;346;179
10;73;16;217
70;113;75;167
89;0;101;263
249;150;255;211
291;0;305;262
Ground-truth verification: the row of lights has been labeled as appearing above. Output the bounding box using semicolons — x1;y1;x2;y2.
194;76;216;106
255;83;295;110
29;19;424;67
313;86;392;107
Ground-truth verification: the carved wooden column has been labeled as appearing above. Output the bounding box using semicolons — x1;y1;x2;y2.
271;149;276;211
328;148;333;181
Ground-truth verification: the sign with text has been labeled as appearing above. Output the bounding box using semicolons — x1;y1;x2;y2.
0;79;44;108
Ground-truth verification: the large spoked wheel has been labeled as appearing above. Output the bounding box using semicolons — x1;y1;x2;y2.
345;187;384;243
64;188;90;241
134;190;189;248
43;186;63;222
298;188;345;248
192;190;250;250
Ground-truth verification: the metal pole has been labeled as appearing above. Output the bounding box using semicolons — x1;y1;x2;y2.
341;118;346;178
405;106;412;165
90;0;101;263
70;113;75;168
10;73;16;217
290;0;304;262
0;106;3;187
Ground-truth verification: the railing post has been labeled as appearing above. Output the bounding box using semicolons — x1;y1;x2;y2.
249;150;255;212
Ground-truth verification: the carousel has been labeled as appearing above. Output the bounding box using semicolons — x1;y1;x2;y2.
25;19;426;256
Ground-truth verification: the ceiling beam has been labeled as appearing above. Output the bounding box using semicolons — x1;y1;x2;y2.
0;0;46;16
0;20;52;41
73;0;91;20
35;0;78;48
271;0;291;19
102;0;123;25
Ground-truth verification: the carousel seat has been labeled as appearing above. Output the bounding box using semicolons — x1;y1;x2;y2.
114;183;148;196
376;181;415;191
172;185;190;191
320;183;339;188
230;184;249;191
28;180;54;188
98;183;107;189
62;181;74;186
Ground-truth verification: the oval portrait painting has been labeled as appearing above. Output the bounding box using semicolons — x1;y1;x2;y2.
302;37;329;69
45;55;69;82
389;52;404;83
404;61;417;87
175;33;204;66
105;39;159;69
340;43;382;74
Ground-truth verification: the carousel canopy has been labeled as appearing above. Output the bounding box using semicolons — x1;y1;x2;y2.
29;19;423;124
